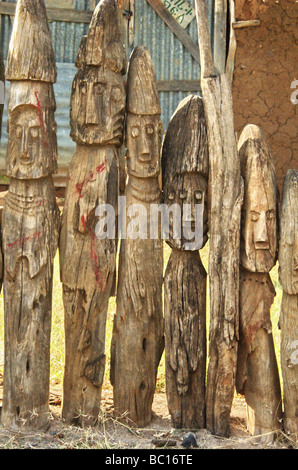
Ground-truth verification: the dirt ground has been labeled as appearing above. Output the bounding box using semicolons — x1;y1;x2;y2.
0;383;295;450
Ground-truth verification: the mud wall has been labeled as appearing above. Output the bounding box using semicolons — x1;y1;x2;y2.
233;0;297;193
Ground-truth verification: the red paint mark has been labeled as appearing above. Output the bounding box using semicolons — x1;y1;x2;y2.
81;214;87;231
34;90;47;148
7;231;41;249
71;163;106;199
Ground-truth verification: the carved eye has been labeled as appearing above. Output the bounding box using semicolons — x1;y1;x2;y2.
266;209;275;220
168;191;175;200
94;84;105;96
251;211;260;221
112;86;122;102
179;191;187;200
146;125;154;135
131;127;140;138
30;127;39;139
195;191;203;201
15;125;22;138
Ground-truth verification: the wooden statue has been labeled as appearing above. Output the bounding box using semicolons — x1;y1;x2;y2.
236;124;282;443
110;46;164;427
0;52;4;140
195;0;243;437
278;169;298;439
1;0;60;431
59;0;126;427
161;94;208;429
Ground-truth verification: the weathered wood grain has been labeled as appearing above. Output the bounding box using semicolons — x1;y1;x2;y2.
110;46;164;427
236;269;282;443
2;0;59;431
237;124;282;443
279;169;298;439
161;94;208;429
195;0;243;437
60;0;125;427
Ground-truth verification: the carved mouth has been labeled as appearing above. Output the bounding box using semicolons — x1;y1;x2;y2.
254;241;270;250
20;154;33;166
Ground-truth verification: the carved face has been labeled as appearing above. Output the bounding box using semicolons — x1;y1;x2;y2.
241;177;277;272
126;114;161;178
279;171;298;294
6;104;57;179
164;172;208;251
70;66;125;146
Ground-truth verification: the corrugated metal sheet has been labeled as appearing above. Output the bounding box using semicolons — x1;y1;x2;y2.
0;0;227;185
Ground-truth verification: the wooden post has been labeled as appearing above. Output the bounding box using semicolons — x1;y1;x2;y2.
1;0;60;431
59;0;126;427
0;52;4;141
161;94;209;429
110;46;164;427
236;124;282;443
278;169;298;440
194;0;243;437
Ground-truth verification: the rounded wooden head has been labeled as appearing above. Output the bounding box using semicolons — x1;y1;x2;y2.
239;124;278;272
279;169;298;295
6;81;58;178
6;0;56;83
161;95;209;251
126;46;162;179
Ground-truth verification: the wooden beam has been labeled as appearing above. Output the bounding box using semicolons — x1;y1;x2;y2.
157;79;201;92
0;2;93;24
146;0;201;65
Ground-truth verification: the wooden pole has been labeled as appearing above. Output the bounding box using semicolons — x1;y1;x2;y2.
161;94;209;429
194;0;243;437
2;0;60;431
278;169;298;440
236;124;282;443
59;0;126;427
0;52;4;141
110;46;164;427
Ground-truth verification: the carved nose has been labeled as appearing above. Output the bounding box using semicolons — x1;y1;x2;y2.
20;130;29;159
254;213;269;249
139;131;151;161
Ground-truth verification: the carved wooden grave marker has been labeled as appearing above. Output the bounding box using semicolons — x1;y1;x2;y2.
162;94;208;429
110;46;164;427
59;0;126;427
2;0;60;431
236;124;282;443
279;169;298;439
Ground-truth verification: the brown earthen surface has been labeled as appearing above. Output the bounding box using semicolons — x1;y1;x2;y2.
233;0;298;192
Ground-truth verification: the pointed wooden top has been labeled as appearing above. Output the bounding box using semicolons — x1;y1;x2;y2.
126;46;161;116
77;0;125;73
6;0;56;83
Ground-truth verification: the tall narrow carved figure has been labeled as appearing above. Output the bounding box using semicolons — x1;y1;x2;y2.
59;0;126;426
278;169;298;440
162;95;209;429
236;124;282;443
110;46;164;427
2;0;60;431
